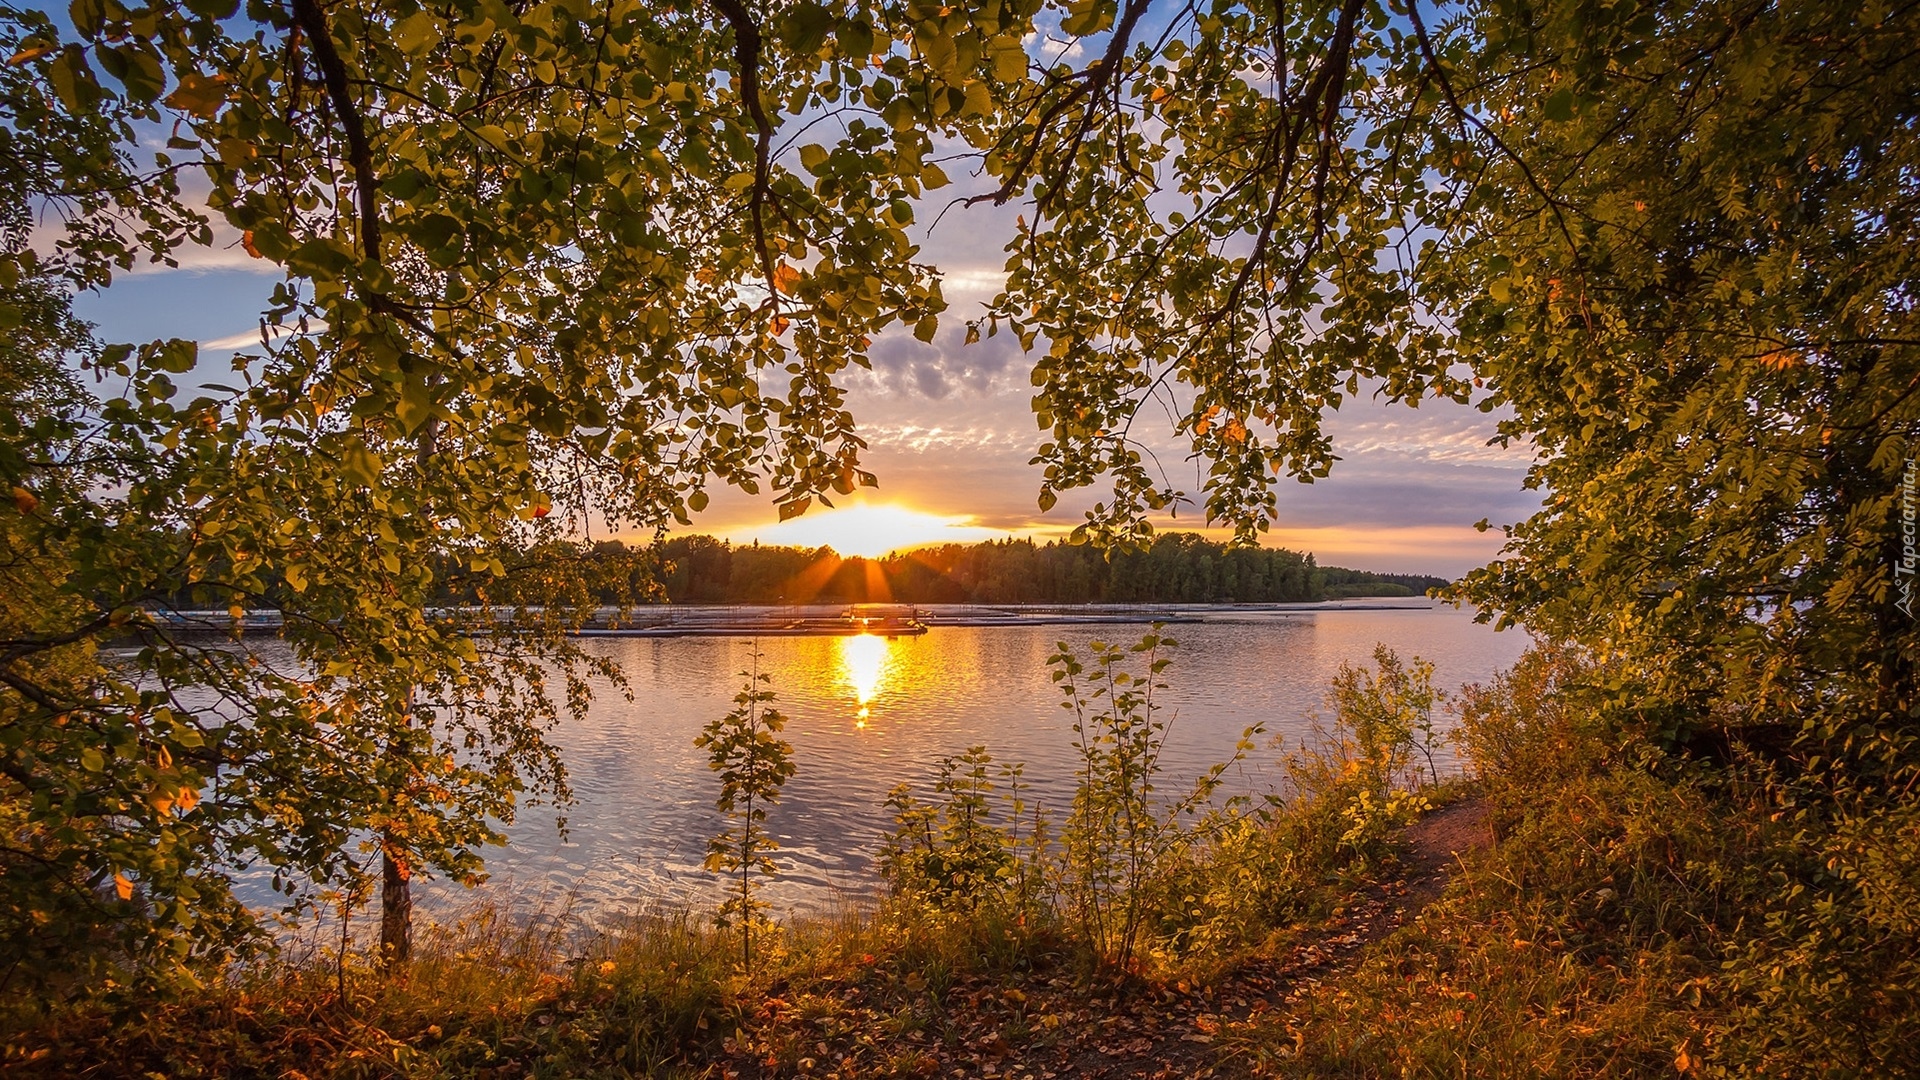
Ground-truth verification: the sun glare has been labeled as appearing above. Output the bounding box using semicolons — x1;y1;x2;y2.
728;504;1003;559
839;634;892;726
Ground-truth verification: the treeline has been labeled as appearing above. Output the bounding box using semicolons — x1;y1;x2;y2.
640;532;1446;605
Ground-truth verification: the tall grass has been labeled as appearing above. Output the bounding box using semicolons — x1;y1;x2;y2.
1246;642;1920;1079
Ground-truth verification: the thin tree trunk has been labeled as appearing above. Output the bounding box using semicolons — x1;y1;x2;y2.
381;685;418;969
381;839;412;967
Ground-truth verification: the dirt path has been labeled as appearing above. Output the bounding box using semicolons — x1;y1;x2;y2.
1043;797;1496;1080
715;799;1494;1080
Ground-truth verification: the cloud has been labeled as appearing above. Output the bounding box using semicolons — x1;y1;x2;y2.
199;319;328;352
938;267;1009;297
1021;29;1086;62
860;319;1027;401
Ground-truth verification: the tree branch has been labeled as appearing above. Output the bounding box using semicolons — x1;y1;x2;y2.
289;0;381;265
711;0;781;313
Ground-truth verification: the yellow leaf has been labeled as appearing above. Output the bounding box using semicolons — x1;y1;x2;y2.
164;72;229;118
241;230;262;259
11;485;38;514
8;42;55;66
114;873;134;901
771;263;801;294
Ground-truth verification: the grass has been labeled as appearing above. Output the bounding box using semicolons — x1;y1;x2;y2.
1236;770;1720;1078
1228;644;1920;1079
0;889;1089;1078
0;776;1413;1078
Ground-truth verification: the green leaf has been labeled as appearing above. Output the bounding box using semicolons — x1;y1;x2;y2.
48;46;102;112
67;0;105;37
151;338;198;374
339;445;383;487
391;10;440;54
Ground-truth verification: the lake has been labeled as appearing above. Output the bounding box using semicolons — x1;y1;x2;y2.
430;602;1529;919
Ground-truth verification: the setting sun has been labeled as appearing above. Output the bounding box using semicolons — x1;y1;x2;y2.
724;503;1006;558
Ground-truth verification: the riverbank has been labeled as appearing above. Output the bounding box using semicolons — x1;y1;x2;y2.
0;792;1485;1080
11;643;1907;1077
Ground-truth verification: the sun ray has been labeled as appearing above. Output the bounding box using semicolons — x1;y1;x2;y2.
726;504;1004;558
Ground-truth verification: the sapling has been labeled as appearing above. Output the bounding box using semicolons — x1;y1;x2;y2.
1051;628;1259;970
695;649;794;969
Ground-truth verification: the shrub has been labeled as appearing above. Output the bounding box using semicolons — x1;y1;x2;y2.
695;650;795;971
1275;645;1444;873
880;630;1263;973
878;746;1043;917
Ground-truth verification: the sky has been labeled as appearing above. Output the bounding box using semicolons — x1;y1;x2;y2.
75;221;1539;578
61;13;1543;581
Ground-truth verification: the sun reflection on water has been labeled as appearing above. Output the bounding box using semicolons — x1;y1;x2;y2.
839;634;892;726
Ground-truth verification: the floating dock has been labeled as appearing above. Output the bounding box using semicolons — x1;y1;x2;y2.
146;601;1419;640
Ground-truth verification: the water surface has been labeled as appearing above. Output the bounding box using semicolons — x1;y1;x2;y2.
455;603;1528;917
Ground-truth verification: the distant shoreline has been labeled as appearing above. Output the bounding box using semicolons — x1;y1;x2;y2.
149;599;1447;639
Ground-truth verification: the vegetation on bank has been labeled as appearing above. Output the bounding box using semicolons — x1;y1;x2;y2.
0;634;1449;1076
643;532;1445;605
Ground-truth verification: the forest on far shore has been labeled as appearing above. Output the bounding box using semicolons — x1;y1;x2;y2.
635;532;1447;605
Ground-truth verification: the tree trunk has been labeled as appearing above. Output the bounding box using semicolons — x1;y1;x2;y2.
381;839;411;967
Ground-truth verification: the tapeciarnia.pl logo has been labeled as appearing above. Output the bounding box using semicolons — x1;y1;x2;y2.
1899;455;1917;619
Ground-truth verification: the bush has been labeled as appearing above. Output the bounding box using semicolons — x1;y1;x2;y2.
695;651;795;971
1255;641;1920;1079
878;747;1044;918
879;630;1265;973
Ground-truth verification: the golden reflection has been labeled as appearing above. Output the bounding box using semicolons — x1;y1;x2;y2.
839;633;891;726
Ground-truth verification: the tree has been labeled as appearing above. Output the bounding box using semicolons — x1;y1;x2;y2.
2;6;246;984
1416;9;1920;1063
696;651;794;970
1428;0;1919;760
11;0;1916;1009
1;0;964;978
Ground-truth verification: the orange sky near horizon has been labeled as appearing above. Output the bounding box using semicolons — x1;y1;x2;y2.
643;491;1514;575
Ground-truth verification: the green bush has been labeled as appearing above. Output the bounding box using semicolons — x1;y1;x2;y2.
878;747;1043;918
879;629;1266;973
